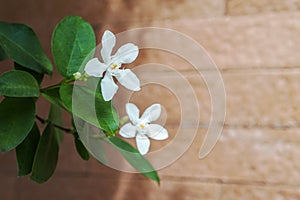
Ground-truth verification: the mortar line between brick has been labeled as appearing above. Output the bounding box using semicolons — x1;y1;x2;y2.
220;66;300;72
167;122;300;130
223;123;300;129
224;0;229;16
138;67;300;77
160;175;300;189
91;15;228;29
91;10;300;29
154;66;300;74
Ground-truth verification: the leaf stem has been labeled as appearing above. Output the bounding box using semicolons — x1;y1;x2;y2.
40;78;74;92
40;83;61;91
35;115;47;123
35;115;73;134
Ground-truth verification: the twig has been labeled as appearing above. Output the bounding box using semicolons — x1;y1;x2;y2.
35;115;73;134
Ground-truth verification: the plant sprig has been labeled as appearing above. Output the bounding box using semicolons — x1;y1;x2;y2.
0;16;160;184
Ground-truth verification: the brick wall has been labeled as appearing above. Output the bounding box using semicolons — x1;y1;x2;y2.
1;0;300;199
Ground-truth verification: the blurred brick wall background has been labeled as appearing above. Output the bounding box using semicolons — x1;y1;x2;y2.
1;0;300;199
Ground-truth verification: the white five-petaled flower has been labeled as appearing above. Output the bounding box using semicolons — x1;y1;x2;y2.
119;103;168;155
84;30;140;101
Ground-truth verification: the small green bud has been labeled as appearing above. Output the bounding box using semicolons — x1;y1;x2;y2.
73;72;82;80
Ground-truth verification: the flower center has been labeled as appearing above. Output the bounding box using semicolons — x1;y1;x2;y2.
139;124;145;129
110;63;118;70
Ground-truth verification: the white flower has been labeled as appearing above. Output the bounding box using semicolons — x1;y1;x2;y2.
84;30;140;101
119;103;168;155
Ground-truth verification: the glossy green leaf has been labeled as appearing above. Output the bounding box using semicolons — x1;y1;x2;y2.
0;98;36;152
14;62;44;85
94;80;119;134
52;16;95;78
16;123;40;176
49;104;64;144
41;87;67;111
0;22;52;74
107;137;160;184
0;45;7;61
30;124;59;183
59;84;72;111
74;132;90;160
0;70;40;97
60;83;119;133
74;119;107;164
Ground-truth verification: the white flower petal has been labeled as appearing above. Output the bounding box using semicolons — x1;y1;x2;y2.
113;43;139;64
115;69;140;91
119;123;136;138
101;73;118;101
84;58;107;77
101;30;116;63
136;134;150;155
147;124;168;140
141;104;161;123
126;103;140;125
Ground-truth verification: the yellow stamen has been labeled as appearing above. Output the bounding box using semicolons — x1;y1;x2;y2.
111;63;118;70
140;124;145;129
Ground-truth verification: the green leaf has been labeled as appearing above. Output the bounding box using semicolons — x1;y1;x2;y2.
0;97;36;152
60;83;119;133
0;22;52;74
74;119;107;164
41;87;67;110
49;104;64;144
59;84;72;111
30;124;59;183
14;62;44;85
52;16;95;78
74;132;90;160
16;122;40;176
0;70;40;97
94;80;120;134
0;45;7;61
107;137;160;185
